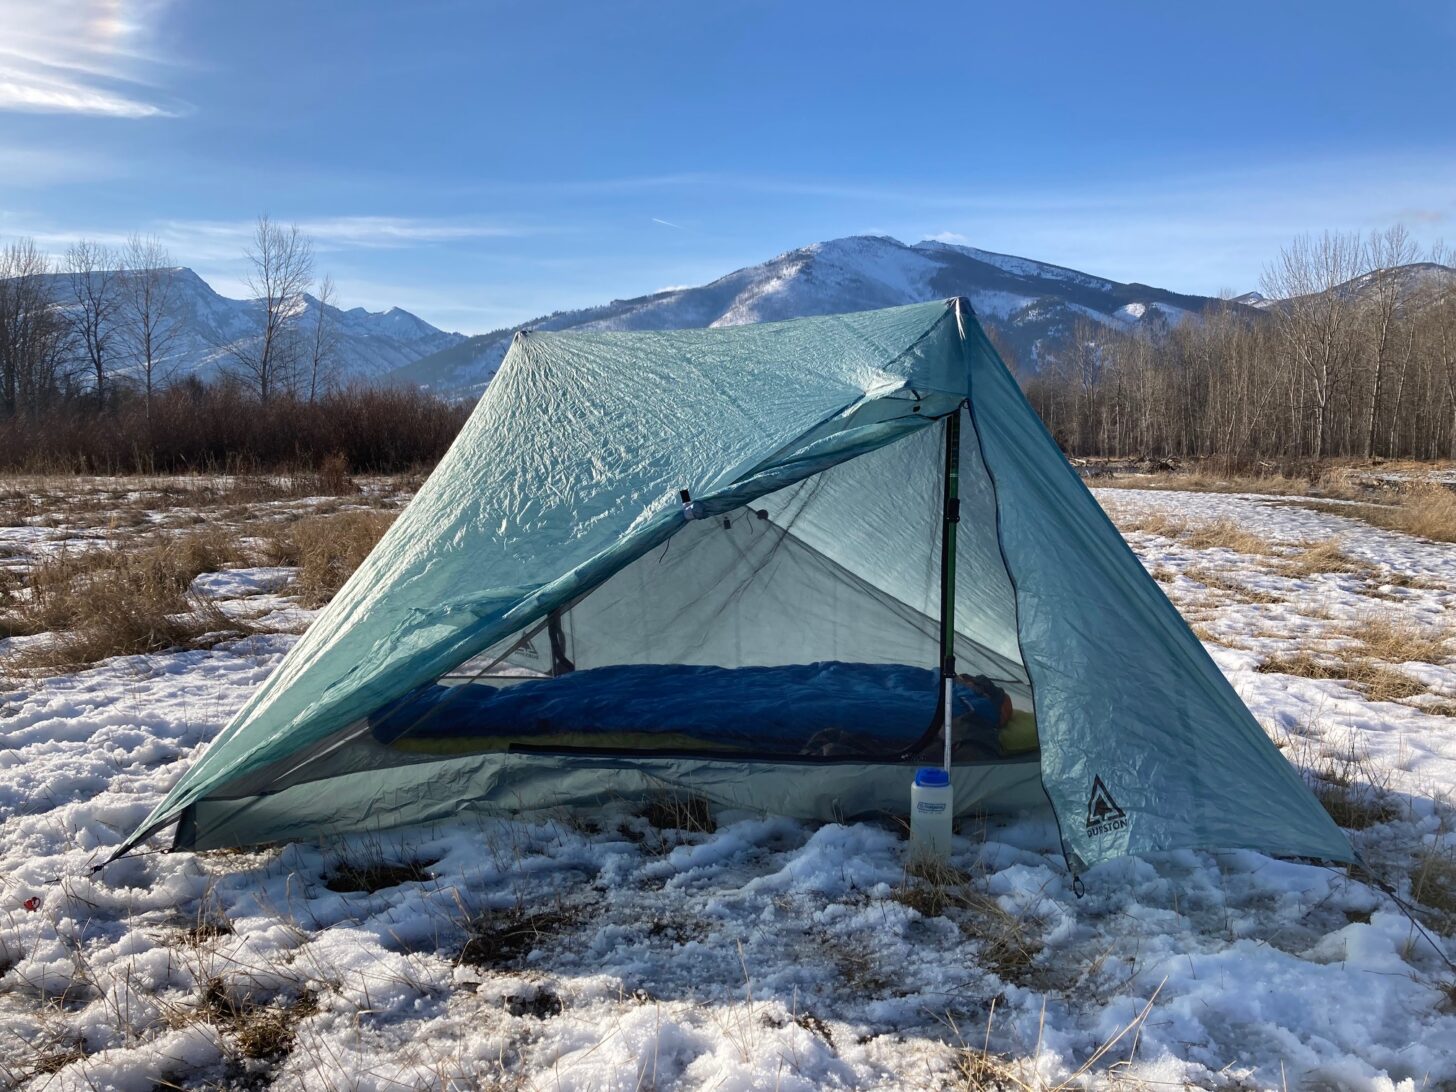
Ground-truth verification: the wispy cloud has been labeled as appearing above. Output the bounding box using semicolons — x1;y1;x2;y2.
0;0;182;118
157;215;535;252
11;212;541;282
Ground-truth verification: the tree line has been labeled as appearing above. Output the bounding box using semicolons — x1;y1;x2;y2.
0;215;466;473
1023;226;1456;467
5;217;1455;475
0;215;341;424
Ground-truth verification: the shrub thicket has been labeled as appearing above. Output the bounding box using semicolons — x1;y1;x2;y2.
0;382;470;475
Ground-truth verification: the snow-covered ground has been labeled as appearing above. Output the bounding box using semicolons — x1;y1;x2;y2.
1;485;1454;1091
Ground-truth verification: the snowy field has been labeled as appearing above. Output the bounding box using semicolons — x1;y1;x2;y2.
1;479;1454;1091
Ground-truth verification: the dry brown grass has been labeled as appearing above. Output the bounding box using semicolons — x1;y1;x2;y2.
1298;485;1456;545
2;530;262;671
1283;537;1366;577
1350;663;1436;704
323;855;435;894
196;977;319;1062
1181;518;1278;554
0;468;368;532
1352;617;1453;665
948;985;1168;1091
1095;469;1321;496
0;482;405;674
1257;651;1430;704
1257;651;1347;682
893;858;1041;983
1108;508;1277;556
641;793;716;835
1276;723;1401;831
1107;509;1189;538
1311;776;1400;831
1369;484;1456;543
264;510;396;607
1182;566;1283;604
1411;847;1456;932
459;906;582;971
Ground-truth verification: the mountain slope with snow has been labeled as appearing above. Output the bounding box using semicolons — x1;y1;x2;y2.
391;235;1232;396
39;268;465;388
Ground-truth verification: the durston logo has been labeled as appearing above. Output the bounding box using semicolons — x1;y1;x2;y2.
1085;775;1127;837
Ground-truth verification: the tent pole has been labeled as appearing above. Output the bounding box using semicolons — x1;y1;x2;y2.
940;409;961;771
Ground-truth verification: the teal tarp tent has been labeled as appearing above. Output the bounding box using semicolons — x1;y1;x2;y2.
118;299;1351;875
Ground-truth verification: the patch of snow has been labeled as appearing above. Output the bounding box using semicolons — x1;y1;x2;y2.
1;486;1454;1088
189;566;295;600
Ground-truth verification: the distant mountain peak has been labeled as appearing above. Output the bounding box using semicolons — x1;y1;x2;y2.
37;266;465;386
389;236;1242;397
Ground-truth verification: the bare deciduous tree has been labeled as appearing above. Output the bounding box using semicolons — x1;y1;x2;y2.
1023;224;1456;467
64;239;120;406
119;234;182;426
1428;243;1456;460
1361;224;1419;457
1261;232;1366;461
0;239;74;418
231;215;314;403
306;273;338;402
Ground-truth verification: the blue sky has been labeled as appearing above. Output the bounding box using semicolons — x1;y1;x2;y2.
2;0;1454;333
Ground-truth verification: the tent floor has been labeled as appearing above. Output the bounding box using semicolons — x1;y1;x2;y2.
173;748;1049;852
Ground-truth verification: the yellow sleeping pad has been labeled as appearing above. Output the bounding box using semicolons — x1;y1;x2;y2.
998;710;1040;755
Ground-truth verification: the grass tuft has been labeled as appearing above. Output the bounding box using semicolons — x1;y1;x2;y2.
1183;566;1283;604
323;855;434;894
1410;846;1456;932
1257;650;1430;704
1109;510;1276;555
198;978;319;1062
4;529;260;672
1311;779;1400;830
1283;538;1365;577
893;858;1041;983
641;793;716;835
21;1037;87;1079
264;510;396;607
1352;617;1452;666
1181;518;1277;554
459;907;579;971
1368;484;1456;544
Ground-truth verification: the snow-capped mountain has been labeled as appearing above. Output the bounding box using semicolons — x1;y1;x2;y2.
390;235;1230;396
1328;261;1456;304
41;267;465;385
1231;262;1456;315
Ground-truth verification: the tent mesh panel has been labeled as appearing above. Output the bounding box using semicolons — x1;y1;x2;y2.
361;412;1033;765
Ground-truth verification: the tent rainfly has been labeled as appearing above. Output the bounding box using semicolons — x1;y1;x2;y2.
115;299;1352;878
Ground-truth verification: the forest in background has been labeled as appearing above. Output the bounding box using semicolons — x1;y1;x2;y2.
1023;227;1456;468
0;216;468;474
2;220;1454;475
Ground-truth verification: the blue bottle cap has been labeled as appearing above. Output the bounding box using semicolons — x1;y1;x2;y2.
915;767;950;788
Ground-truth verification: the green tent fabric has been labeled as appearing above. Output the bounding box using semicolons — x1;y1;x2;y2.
117;299;1351;874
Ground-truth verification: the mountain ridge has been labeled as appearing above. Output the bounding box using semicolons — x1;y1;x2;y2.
36;266;466;388
389;235;1240;396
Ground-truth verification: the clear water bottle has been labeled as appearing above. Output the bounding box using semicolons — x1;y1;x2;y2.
910;767;954;862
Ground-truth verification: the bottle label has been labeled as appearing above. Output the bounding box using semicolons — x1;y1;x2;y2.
916;801;947;814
